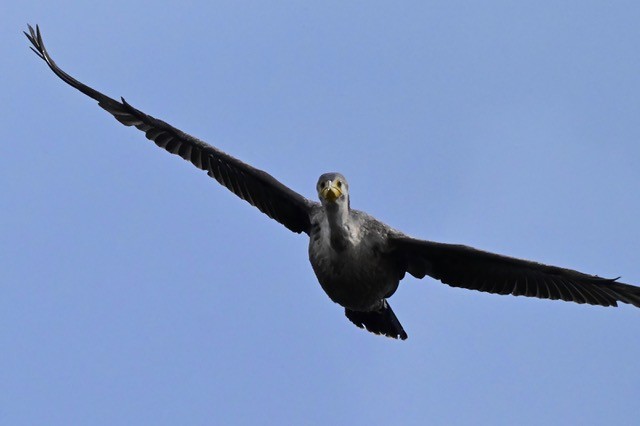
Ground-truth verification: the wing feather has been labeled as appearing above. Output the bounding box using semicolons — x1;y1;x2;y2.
390;235;640;308
25;25;314;234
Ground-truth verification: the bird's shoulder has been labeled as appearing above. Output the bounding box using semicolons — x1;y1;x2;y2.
348;209;405;241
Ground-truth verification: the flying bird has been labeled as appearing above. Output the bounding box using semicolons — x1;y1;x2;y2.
25;25;640;340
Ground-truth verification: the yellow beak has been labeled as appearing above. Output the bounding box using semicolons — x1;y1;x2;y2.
320;181;342;202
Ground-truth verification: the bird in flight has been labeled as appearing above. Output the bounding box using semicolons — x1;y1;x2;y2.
25;24;640;340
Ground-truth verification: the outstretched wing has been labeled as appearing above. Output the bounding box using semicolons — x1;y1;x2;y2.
25;25;314;235
390;234;640;308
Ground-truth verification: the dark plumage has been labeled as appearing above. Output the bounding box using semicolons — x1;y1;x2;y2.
26;25;640;340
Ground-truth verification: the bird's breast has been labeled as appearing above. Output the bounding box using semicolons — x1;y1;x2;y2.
308;221;399;311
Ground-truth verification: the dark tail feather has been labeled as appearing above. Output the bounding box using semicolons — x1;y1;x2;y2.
345;300;408;340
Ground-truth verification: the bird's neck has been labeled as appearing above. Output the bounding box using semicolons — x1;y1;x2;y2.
326;204;351;252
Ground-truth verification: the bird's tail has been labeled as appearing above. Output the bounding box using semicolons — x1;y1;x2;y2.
345;300;408;340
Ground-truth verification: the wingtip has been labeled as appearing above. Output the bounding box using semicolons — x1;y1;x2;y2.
25;23;46;60
25;23;39;40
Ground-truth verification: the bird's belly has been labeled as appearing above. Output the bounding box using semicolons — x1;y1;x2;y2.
308;241;399;311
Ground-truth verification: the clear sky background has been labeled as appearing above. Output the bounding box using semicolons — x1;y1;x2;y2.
3;1;640;425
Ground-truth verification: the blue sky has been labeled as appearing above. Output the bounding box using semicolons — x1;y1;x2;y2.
3;1;640;425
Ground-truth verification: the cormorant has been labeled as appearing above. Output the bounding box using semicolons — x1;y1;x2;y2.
25;25;640;340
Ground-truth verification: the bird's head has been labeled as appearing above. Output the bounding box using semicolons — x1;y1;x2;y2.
316;172;350;209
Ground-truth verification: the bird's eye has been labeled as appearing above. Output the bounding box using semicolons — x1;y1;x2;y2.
319;182;326;189
336;181;342;188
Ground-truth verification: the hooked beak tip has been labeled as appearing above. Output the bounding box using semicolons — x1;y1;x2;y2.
320;182;342;202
